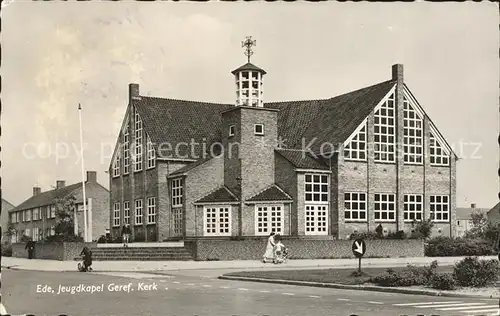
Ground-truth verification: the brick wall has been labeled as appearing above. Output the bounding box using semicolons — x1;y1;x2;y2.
275;154;298;235
186;238;424;261
12;242;96;261
335;81;456;239
185;156;224;236
73;182;110;241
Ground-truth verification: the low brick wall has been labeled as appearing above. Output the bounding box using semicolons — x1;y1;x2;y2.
12;242;96;261
185;238;424;261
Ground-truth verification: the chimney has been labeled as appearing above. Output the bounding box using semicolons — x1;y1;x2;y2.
86;171;97;183
392;64;404;83
129;83;140;102
56;180;66;189
33;187;41;196
471;203;476;209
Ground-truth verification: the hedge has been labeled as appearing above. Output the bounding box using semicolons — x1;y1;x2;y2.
425;237;496;257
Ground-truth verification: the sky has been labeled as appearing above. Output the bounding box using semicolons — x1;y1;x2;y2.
2;2;498;209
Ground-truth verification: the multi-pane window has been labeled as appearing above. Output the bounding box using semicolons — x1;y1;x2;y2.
172;208;183;236
33;227;40;241
147;197;156;224
147;136;156;169
25;210;32;221
10;213;16;224
305;174;329;202
429;132;450;166
172;178;183;207
50;225;55;236
113;153;120;177
123;122;130;174
33;208;39;221
374;193;396;222
254;124;264;136
134;108;143;172
374;93;396;162
204;207;231;236
113;202;120;227
123;201;130;225
344;192;367;221
25;228;31;239
430;195;449;222
404;194;423;222
305;205;328;235
50;205;56;218
135;199;143;225
344;124;367;161
403;97;423;164
255;205;284;236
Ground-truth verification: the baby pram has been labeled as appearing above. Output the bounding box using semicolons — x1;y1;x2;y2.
273;245;289;264
77;247;93;272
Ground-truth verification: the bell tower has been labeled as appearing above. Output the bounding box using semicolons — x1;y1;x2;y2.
232;36;266;107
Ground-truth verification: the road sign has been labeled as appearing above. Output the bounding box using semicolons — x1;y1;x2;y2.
352;238;366;258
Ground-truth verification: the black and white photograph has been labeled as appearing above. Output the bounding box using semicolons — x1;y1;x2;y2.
1;2;499;316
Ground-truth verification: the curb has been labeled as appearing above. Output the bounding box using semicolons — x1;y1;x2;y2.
218;276;500;299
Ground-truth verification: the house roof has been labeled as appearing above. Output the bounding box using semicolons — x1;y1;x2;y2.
10;181;109;212
247;184;293;202
456;207;490;220
487;202;500;216
134;79;396;160
2;199;14;211
275;149;329;170
195;186;239;204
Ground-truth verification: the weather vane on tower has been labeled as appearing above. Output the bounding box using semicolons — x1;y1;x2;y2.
242;36;256;63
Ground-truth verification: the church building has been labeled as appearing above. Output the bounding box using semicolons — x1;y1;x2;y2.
109;38;457;242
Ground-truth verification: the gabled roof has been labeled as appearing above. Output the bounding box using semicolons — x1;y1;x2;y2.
134;97;232;159
195;186;239;204
276;149;329;170
488;202;500;216
133;80;396;160
11;183;83;212
247;184;293;202
456;207;489;220
2;199;14;211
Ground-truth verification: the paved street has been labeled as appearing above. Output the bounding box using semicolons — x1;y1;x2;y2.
3;269;499;316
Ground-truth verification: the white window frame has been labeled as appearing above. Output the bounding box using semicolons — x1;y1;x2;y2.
429;130;450;166
112;153;120;177
134;108;143;172
305;174;329;203
26;210;31;221
113;202;120;227
374;193;396;222
172;178;183;207
135;199;143;225
147;197;156;224
50;225;55;236
304;205;328;235
124;201;130;225
344;123;367;161
430;195;450;222
254;124;264;136
25;228;31;239
404;194;423;222
10;213;16;224
374;92;396;163
123;122;130;174
50;205;56;218
203;206;231;236
172;208;183;235
344;192;367;222
229;125;235;137
255;204;284;236
33;208;39;221
147;136;156;169
33;227;40;241
403;96;423;164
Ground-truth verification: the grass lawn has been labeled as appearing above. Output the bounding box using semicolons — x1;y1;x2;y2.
223;266;454;285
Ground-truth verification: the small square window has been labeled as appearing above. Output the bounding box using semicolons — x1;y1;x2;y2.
229;125;235;137
254;124;264;135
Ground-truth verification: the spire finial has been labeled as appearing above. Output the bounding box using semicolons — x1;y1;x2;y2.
242;36;256;63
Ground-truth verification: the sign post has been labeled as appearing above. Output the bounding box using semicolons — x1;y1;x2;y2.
351;238;366;273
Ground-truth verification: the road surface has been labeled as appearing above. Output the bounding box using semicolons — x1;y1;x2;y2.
2;269;499;316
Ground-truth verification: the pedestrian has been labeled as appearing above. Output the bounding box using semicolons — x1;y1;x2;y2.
79;246;93;272
121;224;131;247
262;232;276;263
273;235;286;264
25;240;35;259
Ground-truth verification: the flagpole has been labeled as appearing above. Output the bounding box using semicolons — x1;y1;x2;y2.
78;103;88;242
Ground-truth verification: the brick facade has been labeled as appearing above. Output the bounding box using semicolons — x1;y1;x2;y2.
108;64;457;242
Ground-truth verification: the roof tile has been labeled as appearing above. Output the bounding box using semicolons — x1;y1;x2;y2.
195;186;239;204
247;184;293;202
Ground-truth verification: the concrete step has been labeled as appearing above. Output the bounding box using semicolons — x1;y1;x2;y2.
90;250;191;254
91;247;187;251
93;257;193;261
92;253;192;258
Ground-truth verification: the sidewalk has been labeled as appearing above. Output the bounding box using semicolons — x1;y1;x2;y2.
2;256;498;272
